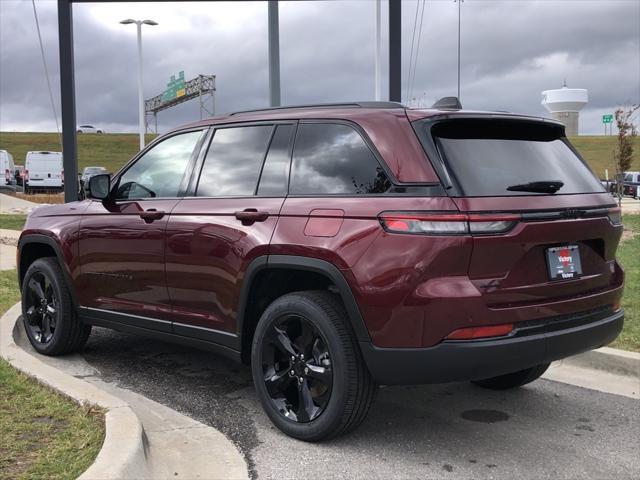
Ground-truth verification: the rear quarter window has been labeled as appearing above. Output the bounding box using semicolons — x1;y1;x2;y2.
423;119;604;196
289;123;390;195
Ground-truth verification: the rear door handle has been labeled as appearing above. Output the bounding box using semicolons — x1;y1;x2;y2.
235;209;269;224
139;209;165;223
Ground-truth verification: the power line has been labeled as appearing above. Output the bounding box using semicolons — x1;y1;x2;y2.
405;1;420;103
408;0;426;103
31;0;62;148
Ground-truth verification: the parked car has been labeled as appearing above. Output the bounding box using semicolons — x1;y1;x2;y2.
78;166;108;198
80;166;107;186
24;151;63;194
1;149;15;185
621;171;640;199
605;171;640;199
14;165;25;186
77;125;104;134
18;100;624;441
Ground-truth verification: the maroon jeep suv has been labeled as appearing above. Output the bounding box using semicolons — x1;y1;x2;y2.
18;100;624;441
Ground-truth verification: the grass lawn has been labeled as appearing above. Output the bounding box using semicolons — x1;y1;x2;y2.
0;269;104;479
0;214;26;231
569;135;639;180
611;214;640;351
0;132;156;174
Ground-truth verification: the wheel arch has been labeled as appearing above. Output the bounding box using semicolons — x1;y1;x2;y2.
237;255;371;363
18;235;79;309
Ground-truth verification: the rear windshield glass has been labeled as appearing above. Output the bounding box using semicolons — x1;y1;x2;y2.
428;119;604;196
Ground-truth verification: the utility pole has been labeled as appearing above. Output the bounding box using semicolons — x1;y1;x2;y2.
268;1;281;107
389;1;401;102
57;0;77;202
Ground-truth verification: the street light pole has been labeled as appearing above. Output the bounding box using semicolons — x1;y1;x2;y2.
120;18;158;150
135;21;144;150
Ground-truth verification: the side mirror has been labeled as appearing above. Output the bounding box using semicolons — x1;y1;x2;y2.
88;174;111;200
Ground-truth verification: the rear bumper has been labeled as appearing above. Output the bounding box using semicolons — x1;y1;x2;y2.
360;308;624;385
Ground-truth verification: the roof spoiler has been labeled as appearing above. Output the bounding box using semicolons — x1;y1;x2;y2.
432;97;462;110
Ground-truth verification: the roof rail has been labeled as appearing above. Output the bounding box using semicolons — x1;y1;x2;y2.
229;101;405;116
432;96;463;110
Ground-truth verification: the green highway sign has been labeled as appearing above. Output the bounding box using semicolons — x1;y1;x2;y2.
602;114;613;124
161;71;186;102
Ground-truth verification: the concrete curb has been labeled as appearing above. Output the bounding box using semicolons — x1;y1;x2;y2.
0;302;150;479
564;346;640;378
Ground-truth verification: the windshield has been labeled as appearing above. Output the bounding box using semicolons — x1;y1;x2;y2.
424;119;604;196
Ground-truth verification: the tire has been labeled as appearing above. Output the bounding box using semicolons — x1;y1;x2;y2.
471;363;550;390
251;290;377;442
97;130;103;134
21;257;91;356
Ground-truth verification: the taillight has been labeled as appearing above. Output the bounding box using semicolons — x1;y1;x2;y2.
24;170;29;182
607;207;622;226
379;212;519;235
61;169;64;184
445;323;514;340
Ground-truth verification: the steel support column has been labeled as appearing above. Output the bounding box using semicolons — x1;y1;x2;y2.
388;0;401;102
268;0;281;107
57;0;78;202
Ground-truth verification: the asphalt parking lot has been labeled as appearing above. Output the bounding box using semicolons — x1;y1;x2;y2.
83;327;639;480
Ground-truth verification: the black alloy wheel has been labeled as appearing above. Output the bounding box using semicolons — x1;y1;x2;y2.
23;270;59;344
261;314;333;423
252;291;377;441
21;257;92;355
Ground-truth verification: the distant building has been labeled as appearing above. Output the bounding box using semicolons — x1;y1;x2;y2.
541;84;588;136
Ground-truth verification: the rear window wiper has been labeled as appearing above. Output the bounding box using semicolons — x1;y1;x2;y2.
506;180;564;194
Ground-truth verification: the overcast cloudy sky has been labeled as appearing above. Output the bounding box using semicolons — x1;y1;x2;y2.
1;0;639;135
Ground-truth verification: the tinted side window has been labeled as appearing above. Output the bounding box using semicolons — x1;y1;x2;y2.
290;123;390;195
115;130;204;200
257;124;294;196
197;126;273;197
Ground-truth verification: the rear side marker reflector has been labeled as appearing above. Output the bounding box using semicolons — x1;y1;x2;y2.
445;324;514;340
379;212;519;235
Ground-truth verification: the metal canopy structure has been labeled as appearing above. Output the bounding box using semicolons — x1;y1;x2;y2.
57;0;401;202
145;74;216;133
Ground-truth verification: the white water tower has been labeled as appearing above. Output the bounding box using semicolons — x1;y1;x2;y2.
541;83;588;136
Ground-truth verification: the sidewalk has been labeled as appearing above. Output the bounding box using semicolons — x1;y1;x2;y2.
621;197;640;214
0;229;19;270
0;193;39;214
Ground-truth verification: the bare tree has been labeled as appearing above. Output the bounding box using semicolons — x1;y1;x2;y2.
614;104;639;205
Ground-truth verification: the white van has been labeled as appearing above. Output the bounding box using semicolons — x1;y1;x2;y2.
0;149;15;185
25;151;63;193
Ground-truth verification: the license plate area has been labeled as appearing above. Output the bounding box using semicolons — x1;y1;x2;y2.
546;245;582;280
